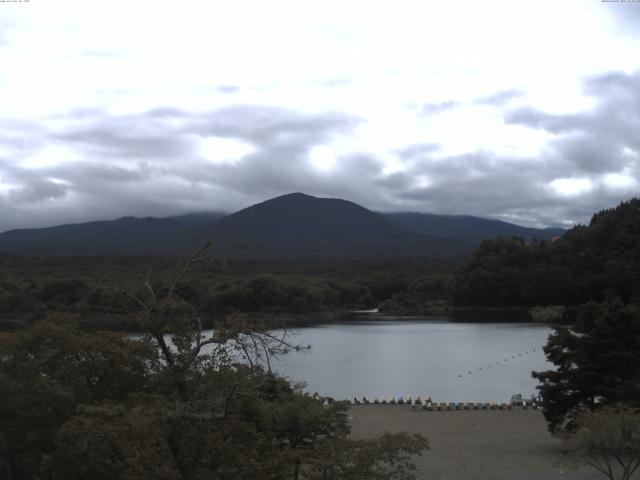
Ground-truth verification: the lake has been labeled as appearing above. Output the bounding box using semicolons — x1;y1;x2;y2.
265;315;554;403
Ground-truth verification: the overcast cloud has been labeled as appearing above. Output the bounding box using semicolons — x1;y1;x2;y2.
1;0;640;232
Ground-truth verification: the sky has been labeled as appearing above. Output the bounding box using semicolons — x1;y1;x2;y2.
1;0;640;232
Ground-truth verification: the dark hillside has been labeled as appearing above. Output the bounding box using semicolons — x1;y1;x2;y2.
0;192;566;258
451;198;640;306
167;212;227;226
384;212;565;244
206;193;470;258
0;217;196;255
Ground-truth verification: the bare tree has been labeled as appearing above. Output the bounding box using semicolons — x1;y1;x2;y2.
115;241;306;383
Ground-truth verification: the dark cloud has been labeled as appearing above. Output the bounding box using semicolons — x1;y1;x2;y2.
187;105;359;147
504;107;587;134
554;133;628;173
584;70;638;94
54;163;149;183
8;178;68;204
2;70;640;232
376;171;414;191
163;107;368;202
0;105;363;231
375;148;624;228
506;70;640;174
376;70;640;226
59;127;194;159
56;109;197;159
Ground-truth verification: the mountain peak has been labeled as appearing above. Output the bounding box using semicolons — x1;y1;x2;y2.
205;192;423;257
257;192;336;206
276;192;313;199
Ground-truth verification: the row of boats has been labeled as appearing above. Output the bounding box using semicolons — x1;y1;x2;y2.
325;394;539;410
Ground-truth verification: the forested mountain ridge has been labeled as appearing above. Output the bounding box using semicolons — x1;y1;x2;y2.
0;216;196;254
451;197;640;306
383;212;564;244
203;192;468;258
167;211;227;225
0;192;563;257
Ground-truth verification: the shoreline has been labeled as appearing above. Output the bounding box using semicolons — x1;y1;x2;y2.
0;307;563;333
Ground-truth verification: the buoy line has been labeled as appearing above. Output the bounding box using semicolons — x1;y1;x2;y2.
455;345;543;379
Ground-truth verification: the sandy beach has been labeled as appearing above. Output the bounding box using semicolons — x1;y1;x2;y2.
348;405;603;480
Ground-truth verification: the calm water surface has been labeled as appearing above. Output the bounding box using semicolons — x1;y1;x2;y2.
267;315;553;403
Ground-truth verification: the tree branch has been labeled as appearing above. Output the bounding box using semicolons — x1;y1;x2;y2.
167;240;214;299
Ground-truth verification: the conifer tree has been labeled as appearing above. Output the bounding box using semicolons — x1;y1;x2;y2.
532;301;640;433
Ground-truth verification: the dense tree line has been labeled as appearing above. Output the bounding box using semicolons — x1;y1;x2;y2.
0;245;428;479
0;254;456;328
451;198;640;307
0;272;376;320
378;275;450;314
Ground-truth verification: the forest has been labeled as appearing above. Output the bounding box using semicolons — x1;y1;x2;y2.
450;198;640;310
0;244;428;479
2;199;640;331
0;254;457;330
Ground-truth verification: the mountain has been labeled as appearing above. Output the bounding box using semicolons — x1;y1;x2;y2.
166;212;227;226
383;212;565;245
205;193;467;257
0;217;197;255
0;192;566;257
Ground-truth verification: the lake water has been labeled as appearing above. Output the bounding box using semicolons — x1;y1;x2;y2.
266;315;554;403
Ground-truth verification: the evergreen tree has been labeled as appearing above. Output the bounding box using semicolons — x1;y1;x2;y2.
532;301;640;433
